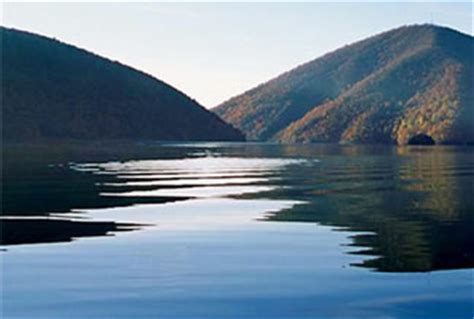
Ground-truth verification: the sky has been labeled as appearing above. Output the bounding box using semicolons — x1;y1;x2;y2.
2;2;472;108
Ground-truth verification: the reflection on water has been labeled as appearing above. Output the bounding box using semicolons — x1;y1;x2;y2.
2;143;473;274
262;146;474;272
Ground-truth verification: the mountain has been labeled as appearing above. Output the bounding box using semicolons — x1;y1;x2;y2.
2;27;244;142
214;25;473;145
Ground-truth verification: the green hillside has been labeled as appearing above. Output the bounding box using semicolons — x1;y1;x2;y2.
214;25;473;145
2;27;244;142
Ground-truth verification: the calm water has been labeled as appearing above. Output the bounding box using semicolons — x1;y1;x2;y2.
1;142;473;318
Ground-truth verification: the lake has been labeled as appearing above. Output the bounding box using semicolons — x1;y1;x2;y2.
1;142;473;318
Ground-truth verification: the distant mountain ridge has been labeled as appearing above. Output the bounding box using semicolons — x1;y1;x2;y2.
2;27;244;142
214;25;473;145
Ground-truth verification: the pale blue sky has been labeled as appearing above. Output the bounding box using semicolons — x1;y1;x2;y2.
2;2;472;107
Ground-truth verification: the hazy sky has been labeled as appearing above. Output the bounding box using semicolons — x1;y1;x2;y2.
2;2;472;107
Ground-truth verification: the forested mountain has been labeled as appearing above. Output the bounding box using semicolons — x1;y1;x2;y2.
214;25;473;145
2;27;244;142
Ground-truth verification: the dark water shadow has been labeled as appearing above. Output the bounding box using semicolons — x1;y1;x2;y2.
0;218;143;246
2;142;194;246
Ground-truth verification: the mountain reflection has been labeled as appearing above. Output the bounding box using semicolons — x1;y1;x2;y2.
263;146;474;272
2;143;473;273
1;143;189;246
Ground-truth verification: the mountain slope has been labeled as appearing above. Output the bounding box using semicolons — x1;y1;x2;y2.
214;25;473;144
2;27;244;142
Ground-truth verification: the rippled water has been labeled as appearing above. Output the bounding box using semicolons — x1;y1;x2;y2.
1;143;473;318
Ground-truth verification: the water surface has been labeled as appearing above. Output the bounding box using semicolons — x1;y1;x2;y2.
1;143;473;318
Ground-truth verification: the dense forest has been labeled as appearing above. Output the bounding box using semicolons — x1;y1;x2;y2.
214;25;473;145
2;27;244;142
